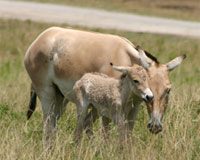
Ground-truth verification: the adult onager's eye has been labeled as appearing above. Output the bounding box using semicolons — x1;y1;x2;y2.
161;88;171;99
166;88;171;94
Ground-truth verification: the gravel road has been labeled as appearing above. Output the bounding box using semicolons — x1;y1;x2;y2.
0;0;200;38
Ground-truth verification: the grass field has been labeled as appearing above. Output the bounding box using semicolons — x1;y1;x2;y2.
24;0;200;21
0;18;200;159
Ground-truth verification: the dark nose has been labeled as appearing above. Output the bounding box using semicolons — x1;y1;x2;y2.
147;122;162;134
145;95;154;102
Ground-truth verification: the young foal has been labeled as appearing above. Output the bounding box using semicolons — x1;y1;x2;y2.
73;63;153;142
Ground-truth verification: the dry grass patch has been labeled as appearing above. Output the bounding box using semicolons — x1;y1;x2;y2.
0;19;200;159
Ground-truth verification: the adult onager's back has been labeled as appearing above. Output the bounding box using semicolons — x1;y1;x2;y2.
24;27;186;148
73;64;153;142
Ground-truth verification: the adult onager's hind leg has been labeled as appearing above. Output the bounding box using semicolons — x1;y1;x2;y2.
38;84;68;149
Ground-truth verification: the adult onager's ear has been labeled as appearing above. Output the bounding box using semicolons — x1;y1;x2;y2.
166;54;186;71
135;46;153;69
110;63;130;74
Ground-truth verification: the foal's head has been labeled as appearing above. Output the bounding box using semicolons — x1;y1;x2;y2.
111;63;153;103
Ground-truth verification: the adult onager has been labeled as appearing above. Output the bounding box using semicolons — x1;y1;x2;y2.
24;27;186;147
73;64;153;142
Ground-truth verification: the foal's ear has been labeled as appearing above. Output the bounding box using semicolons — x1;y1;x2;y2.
110;62;130;74
166;54;186;71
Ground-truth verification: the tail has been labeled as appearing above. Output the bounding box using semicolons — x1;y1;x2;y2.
27;84;37;120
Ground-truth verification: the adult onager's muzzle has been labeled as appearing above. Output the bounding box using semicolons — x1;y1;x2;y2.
147;113;163;134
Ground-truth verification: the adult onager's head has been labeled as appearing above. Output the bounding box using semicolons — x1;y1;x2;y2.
137;47;186;134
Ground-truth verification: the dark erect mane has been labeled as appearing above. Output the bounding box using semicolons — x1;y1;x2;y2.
144;50;159;64
135;45;159;64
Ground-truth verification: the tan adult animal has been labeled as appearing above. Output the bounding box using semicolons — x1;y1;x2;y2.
73;64;153;142
24;27;186;147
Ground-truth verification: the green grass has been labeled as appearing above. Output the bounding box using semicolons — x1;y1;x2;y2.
23;0;200;21
0;18;200;159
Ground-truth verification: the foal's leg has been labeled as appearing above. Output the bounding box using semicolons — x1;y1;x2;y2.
102;116;111;139
84;107;111;139
84;106;99;137
74;92;88;143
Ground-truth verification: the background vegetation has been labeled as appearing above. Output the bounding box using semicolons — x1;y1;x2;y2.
0;18;199;159
23;0;200;21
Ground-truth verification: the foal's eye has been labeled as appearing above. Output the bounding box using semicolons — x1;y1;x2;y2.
133;80;139;84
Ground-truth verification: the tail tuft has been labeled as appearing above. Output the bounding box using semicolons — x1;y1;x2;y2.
27;88;37;120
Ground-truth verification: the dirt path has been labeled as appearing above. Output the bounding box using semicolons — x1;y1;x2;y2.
1;0;200;38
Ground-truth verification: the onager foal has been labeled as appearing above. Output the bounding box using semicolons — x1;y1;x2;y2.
73;63;153;142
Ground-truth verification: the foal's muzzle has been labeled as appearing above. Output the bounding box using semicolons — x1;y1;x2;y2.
143;94;154;102
142;88;154;102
